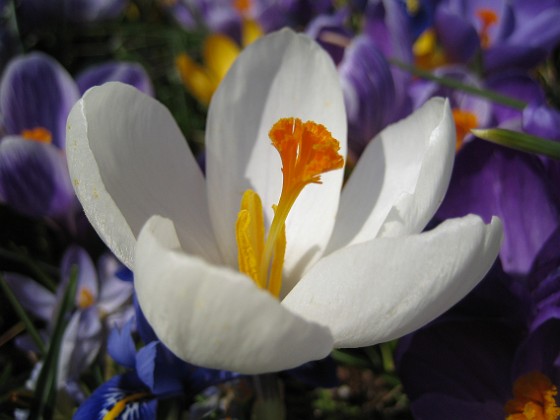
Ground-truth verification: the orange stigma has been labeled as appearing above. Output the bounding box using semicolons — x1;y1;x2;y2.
505;371;560;420
235;118;343;297
234;0;251;14
452;108;478;151
78;287;95;309
476;8;498;49
21;127;52;144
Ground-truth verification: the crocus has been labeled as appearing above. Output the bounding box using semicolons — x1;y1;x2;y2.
0;52;153;223
67;29;502;374
397;227;560;419
4;246;133;390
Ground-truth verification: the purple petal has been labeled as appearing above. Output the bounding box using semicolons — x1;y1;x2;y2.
0;136;75;218
17;0;125;25
76;62;154;96
512;316;560;385
484;44;547;74
508;9;560;53
73;373;156;420
434;6;479;63
529;227;560;294
398;318;516;404
2;273;55;320
97;253;133;314
60;245;99;307
411;393;506;420
58;309;102;385
485;72;544;124
0;52;79;149
522;102;560;142
306;11;352;65
107;319;137;369
338;35;397;154
436;139;560;276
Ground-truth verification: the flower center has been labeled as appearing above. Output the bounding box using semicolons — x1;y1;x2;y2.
452;108;478;150
235;118;344;298
476;8;498;49
78;287;95;309
413;28;447;70
103;391;151;420
21;127;52;144
505;371;560;420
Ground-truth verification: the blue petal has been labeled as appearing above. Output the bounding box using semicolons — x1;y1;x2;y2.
60;245;99;306
0;52;79;149
0;136;75;217
73;373;156;420
76;62;153;96
108;319;137;369
133;294;158;345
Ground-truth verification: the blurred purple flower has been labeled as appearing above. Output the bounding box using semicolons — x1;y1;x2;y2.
4;246;133;391
0;52;152;221
415;0;560;73
338;35;401;155
16;0;126;27
74;295;238;418
436;139;560;277
397;227;560;419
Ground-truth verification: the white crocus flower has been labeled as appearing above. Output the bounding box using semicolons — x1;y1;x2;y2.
66;29;502;374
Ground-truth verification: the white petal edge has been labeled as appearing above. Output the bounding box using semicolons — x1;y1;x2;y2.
206;29;347;285
134;215;334;374
327;98;455;252
283;215;503;348
66;82;220;268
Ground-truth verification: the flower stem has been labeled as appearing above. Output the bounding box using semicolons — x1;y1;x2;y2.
252;374;286;420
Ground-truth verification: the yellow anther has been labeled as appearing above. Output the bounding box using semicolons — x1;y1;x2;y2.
235;118;343;298
505;371;560;420
236;190;265;288
78;287;95;309
452;108;478;151
476;8;498;49
21;127;52;144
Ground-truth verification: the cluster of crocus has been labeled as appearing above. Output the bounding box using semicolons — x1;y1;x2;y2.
2;0;560;418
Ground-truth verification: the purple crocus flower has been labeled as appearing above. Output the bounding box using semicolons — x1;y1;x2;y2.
4;246;133;392
396;228;560;419
430;0;560;73
0;52;153;221
436;139;560;277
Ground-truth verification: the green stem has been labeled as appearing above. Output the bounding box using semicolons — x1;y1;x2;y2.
390;59;527;110
252;374;286;420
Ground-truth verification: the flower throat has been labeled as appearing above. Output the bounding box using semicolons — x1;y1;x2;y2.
235;118;344;298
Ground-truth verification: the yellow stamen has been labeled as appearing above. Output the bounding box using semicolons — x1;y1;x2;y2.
413;29;447;70
505;371;560;420
103;392;151;420
236;190;265;288
242;19;263;47
476;8;498;49
21;127;52;144
452;108;478;151
235;118;343;298
78;287;95;309
406;0;420;15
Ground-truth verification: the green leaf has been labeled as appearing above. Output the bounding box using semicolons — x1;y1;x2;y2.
28;266;79;420
0;274;46;355
389;60;526;110
472;128;560;159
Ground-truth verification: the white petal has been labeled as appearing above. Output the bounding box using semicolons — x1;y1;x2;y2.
327;98;454;252
283;215;503;348
134;215;334;374
66;82;220;268
206;29;347;282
